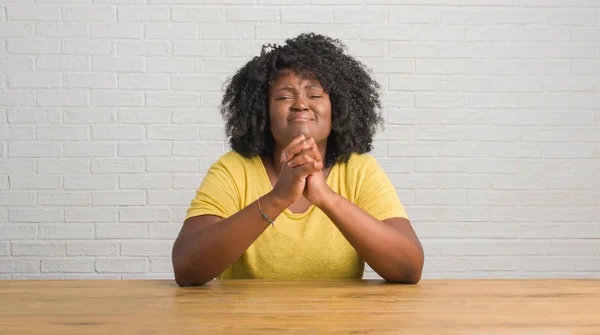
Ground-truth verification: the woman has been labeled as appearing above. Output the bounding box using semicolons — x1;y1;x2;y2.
172;33;424;286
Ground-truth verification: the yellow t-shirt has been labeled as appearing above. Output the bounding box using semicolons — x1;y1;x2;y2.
185;151;409;280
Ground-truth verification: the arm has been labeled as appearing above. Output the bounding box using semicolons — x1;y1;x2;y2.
318;194;424;284
172;191;288;287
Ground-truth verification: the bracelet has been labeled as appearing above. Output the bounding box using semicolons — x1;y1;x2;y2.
257;197;275;227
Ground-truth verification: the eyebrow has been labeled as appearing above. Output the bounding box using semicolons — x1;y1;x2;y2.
274;85;323;93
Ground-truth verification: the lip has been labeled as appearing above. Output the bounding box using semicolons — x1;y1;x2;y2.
288;117;314;122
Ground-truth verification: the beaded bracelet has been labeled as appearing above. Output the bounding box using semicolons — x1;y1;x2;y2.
257;197;275;227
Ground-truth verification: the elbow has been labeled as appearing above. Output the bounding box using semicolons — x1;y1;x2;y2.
386;250;424;284
173;266;212;287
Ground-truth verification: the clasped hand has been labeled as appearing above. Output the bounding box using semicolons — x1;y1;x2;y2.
271;135;333;208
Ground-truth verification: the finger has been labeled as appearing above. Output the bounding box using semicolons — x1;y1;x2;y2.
288;147;320;165
280;135;306;162
282;137;317;162
294;160;322;179
288;154;315;168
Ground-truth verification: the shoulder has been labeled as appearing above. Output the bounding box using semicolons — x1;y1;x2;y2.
210;151;258;171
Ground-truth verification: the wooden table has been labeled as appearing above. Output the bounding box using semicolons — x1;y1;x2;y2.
1;279;598;334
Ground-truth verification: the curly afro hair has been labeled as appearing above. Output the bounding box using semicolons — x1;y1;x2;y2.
220;33;384;168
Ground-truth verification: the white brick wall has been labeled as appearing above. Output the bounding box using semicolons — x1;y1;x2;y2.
1;1;599;280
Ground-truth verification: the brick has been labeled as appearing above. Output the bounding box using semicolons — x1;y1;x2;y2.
491;143;542;158
388;143;438;157
146;23;198;39
388;174;436;189
415;223;517;239
91;91;144;107
416;59;466;74
40;224;94;239
64;142;116;157
8;72;60;89
366;58;414;74
148;223;180;239
146;93;199;108
518;223;570;239
120;207;171;222
226;6;277;22
118;6;170;21
570;192;600;206
64;175;116;190
37;55;91;70
65;274;121;279
520;128;570;142
543;143;595;159
7;4;60;20
467;94;520;108
91;158;144;174
37;159;90;174
171;75;225;91
519;60;571;75
37;90;87;107
520;258;573;272
96;258;148;273
118;175;170;190
119;74;169;90
415;94;465;108
35;22;88;37
148;190;195;205
0;126;33;140
571;223;600;238
11;207;63;222
62;5;116;21
547;9;598;26
92;191;145;206
466;159;517;174
7;108;60;124
440;43;490;59
0;225;37;240
92;56;144;73
518;159;570;174
67;241;119;256
280;7;332;23
0;159;36;174
362;25;411;41
521;27;571;42
380;92;413;108
414;126;465;141
491;175;545;190
571;129;600;142
388;42;439;58
172;174;205;189
333;7;385;24
12;241;65;256
42;259;94;273
118;142;171;157
467;60;520;75
543;111;595;126
0;91;36;106
96;223;146;239
200;125;225;141
572;93;600;109
91;125;143;141
415;190;466;205
121;240;172;256
201;57;249;73
65;207;116;223
1;57;35;72
467;127;518;142
412;25;464;41
7;39;60;54
386;109;438;125
414;158;463;172
442;10;492;25
373;125;413;141
172;109;222;124
147;125;198;140
490;77;542;92
117;41;169;56
544;76;595;92
147;158;199;172
377;158;412;173
8;142;61;158
63;74;117;89
90;23;143;39
0;22;33;38
118;109;170;124
37;126;89;141
440;143;491;157
467;27;519;42
172;142;225;157
38;192;91;206
171;6;224;22
546;176;595;190
572;28;600;42
150;257;172;273
0;259;40;273
10;274;64;280
487;43;545;59
0;242;8;256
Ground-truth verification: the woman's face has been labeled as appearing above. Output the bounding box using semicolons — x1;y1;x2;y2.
268;69;332;149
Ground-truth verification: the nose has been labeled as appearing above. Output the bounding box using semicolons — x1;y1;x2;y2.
291;95;309;112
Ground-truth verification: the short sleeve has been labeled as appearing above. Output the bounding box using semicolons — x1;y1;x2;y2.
355;156;409;221
185;155;241;221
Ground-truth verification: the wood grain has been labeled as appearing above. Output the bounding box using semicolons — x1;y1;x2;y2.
0;279;598;334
